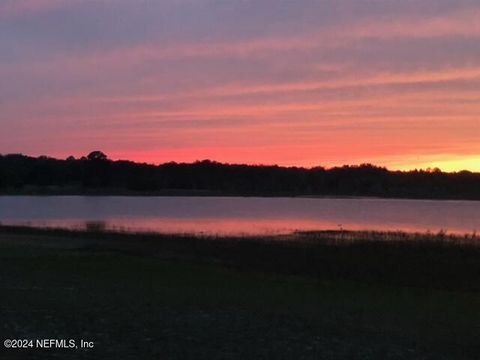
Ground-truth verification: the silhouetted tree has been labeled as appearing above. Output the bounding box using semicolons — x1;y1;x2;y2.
87;151;108;161
1;153;480;199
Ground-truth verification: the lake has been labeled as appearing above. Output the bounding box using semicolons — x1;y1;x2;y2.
0;196;479;236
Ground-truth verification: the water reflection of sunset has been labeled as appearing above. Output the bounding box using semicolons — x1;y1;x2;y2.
2;197;479;236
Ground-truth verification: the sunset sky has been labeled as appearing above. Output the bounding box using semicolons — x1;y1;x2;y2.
1;0;479;171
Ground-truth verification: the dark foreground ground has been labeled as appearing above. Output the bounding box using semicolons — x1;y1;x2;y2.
0;226;479;359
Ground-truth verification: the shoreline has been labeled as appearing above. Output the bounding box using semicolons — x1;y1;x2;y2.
3;192;480;203
1;223;478;240
2;189;480;201
1;225;479;292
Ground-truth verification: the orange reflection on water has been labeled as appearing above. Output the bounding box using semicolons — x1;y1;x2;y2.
4;216;477;236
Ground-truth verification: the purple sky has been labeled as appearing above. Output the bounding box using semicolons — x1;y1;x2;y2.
1;0;480;170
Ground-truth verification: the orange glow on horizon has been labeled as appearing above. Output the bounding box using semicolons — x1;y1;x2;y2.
99;148;480;174
391;155;480;173
2;1;480;173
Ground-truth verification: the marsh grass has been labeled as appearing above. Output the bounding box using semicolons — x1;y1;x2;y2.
1;225;479;291
1;225;480;358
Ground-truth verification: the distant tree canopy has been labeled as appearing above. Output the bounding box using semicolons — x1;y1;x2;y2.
0;152;479;199
87;151;108;161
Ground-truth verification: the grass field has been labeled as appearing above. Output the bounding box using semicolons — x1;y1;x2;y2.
1;226;479;359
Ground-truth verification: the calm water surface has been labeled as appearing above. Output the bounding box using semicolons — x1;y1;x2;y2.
0;196;479;235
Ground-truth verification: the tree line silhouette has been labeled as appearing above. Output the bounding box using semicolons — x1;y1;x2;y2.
1;152;479;199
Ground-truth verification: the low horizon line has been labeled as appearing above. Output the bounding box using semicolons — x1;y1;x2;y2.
2;151;478;175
